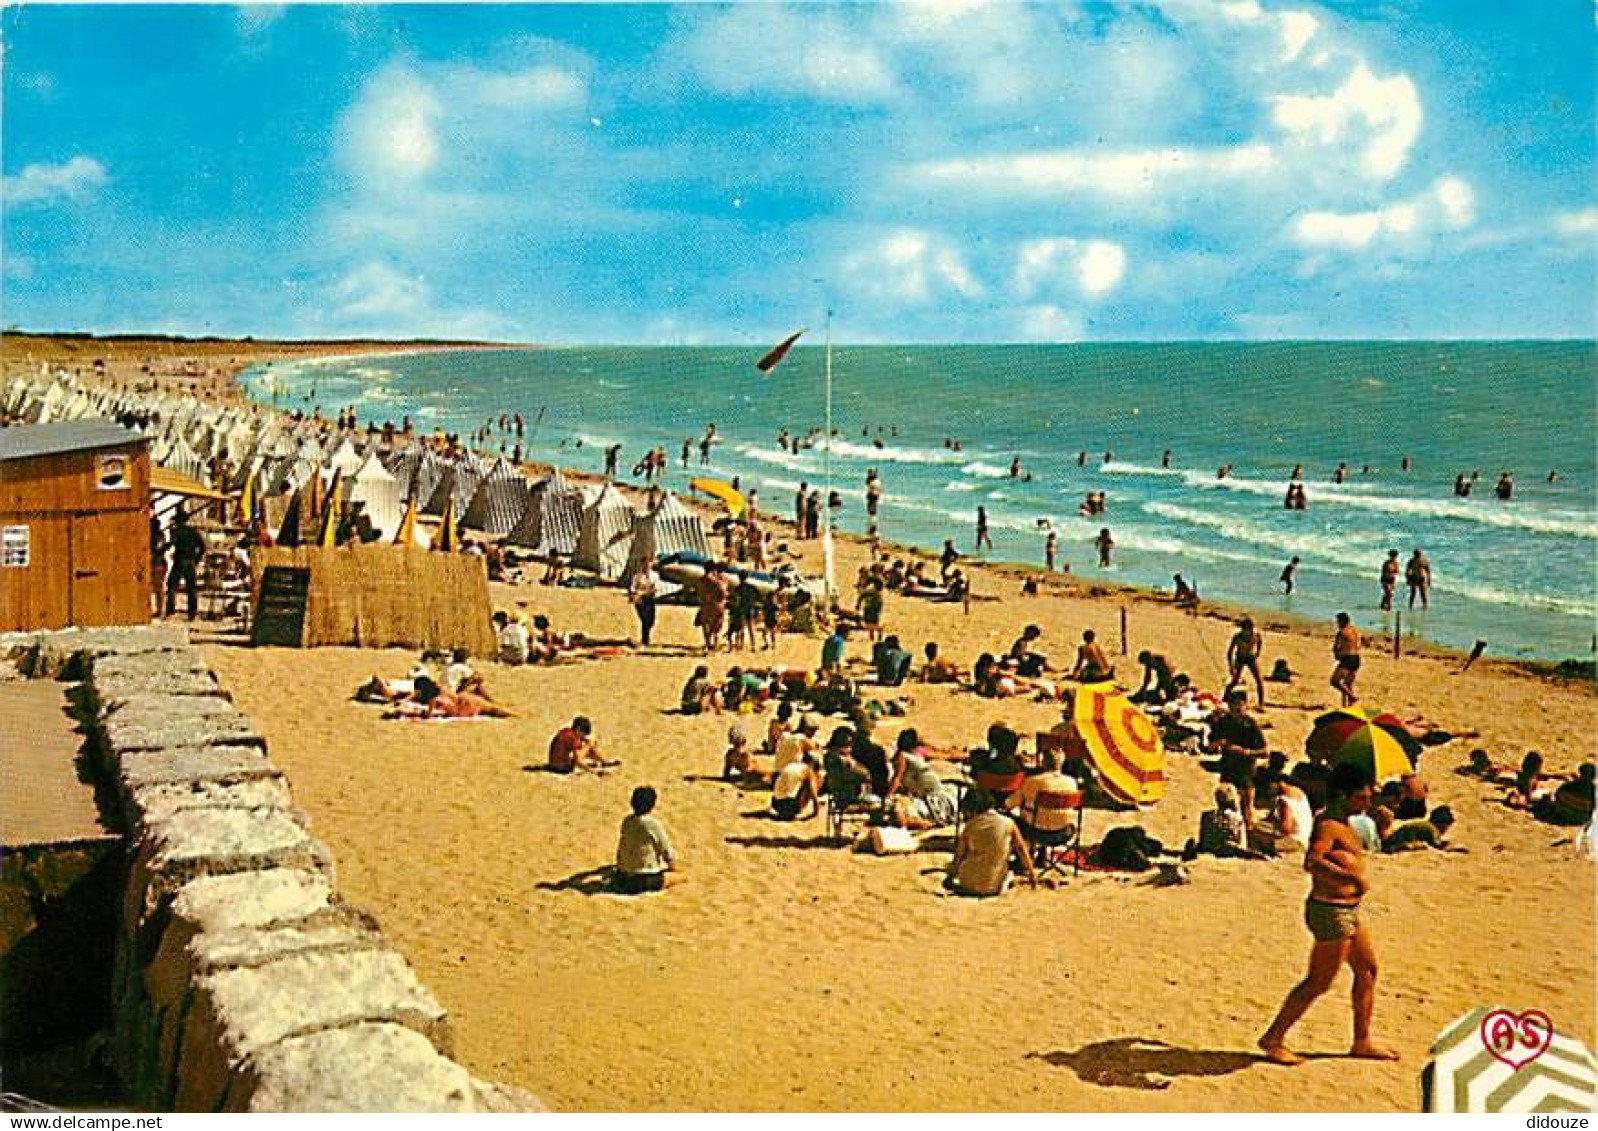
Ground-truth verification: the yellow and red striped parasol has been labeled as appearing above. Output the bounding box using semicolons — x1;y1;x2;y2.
1071;683;1166;805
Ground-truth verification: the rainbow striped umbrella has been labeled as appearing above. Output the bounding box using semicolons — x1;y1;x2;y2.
1071;683;1165;805
1306;707;1418;783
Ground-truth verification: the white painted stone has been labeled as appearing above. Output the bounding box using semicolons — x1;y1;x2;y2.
224;1023;474;1113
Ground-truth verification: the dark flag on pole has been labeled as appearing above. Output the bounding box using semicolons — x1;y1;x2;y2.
755;328;806;374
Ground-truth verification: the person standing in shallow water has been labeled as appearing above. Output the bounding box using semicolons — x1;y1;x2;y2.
1258;762;1397;1066
975;506;993;551
1379;550;1400;611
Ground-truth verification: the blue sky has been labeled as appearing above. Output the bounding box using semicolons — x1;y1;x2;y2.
3;2;1593;343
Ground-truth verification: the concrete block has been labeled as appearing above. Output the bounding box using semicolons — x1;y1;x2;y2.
167;869;337;937
104;708;265;755
175;950;453;1111
131;778;294;826
223;1023;475;1113
117;745;281;795
102;691;239;724
96;668;225;708
28;625;190;677
89;649;212;683
127;809;331;927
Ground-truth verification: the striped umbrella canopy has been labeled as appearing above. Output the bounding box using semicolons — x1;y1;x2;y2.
1070;684;1165;805
1423;1006;1595;1112
1306;707;1418;783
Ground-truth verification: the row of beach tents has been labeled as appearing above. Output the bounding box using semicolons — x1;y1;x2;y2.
4;370;710;582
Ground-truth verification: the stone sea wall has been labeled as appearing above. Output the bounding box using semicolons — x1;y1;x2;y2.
5;626;542;1113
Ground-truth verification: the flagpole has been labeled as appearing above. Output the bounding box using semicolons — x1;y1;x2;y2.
822;309;835;619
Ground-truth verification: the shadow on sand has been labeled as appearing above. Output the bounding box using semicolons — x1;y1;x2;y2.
533;866;615;896
1031;1038;1261;1090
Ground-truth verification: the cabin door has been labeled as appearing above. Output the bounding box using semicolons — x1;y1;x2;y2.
70;512;149;627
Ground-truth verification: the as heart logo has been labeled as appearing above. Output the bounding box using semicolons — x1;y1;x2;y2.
1478;1009;1554;1070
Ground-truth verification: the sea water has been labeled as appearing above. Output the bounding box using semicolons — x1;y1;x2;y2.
242;341;1597;662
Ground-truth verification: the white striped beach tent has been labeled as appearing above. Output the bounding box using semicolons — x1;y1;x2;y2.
460;458;530;536
420;465;460;517
503;468;584;554
158;435;209;484
326;436;364;477
347;452;406;540
1423;1006;1595;1112
623;491;710;581
574;481;638;581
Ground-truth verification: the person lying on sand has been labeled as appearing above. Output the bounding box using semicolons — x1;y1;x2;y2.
1373;805;1463;852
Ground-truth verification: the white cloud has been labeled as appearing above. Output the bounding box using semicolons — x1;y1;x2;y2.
678;6;896;102
913;144;1275;200
1013;237;1126;299
1288;175;1477;253
1278;11;1319;61
338;64;442;182
1551;207;1597;238
1271;63;1422;180
1019;305;1084;341
324;260;502;338
2;155;107;206
841;229;982;305
467;64;586;110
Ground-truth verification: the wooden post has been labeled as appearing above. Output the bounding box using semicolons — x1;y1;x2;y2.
1393;611;1401;658
1120;606;1128;656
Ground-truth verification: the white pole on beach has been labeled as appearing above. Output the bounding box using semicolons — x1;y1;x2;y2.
822;308;835;619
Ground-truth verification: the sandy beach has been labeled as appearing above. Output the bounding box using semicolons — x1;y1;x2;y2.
10;334;1594;1111
206;511;1595;1112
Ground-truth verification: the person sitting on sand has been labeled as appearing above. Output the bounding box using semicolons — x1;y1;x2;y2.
494;612;530;665
874;634;913;687
1533;763;1595;827
821;726;877;809
969;724;1027;802
548;716;612;774
946;789;1037;898
1005;747;1079;840
1192;783;1258;859
1249;773;1315;856
1070;629;1115;684
529;616;568;664
885;729;961;830
770;753;822;821
613;786;682;894
723;722;753;781
680;665;719;715
1172;573;1199;607
1132;650;1179;705
773;712;821;773
441;648;485;696
1008;625;1049;678
1503;751;1554;809
920;641;962;683
1391;773;1428;820
764;701;793;757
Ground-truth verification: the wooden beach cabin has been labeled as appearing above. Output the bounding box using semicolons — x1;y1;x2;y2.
0;420;151;631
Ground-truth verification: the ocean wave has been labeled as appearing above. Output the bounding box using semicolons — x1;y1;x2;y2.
961;460;1011;479
826;439;967;465
734;443;818;473
1099;460;1186;478
943;480;976;492
1143;501;1386;572
1181;472;1598;538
